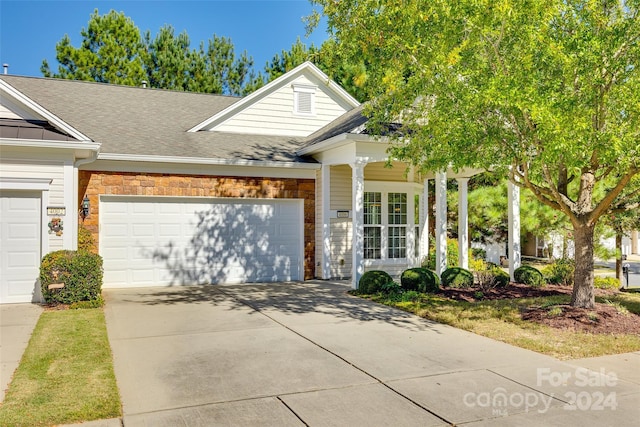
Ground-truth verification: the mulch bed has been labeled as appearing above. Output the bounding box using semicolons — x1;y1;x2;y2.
438;283;640;334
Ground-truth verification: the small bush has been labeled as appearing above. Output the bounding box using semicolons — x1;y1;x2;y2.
77;225;97;253
472;247;487;260
594;276;620;290
491;267;511;287
358;270;393;294
542;258;575;286
380;281;402;295
401;268;440;293
441;267;474;288
469;257;487;272
40;250;103;304
70;296;105;309
423;238;459;270
514;265;545;288
474;266;510;290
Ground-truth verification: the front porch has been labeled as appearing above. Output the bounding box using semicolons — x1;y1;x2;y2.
301;134;522;288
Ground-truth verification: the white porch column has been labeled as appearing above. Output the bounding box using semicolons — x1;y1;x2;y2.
508;180;521;280
457;178;469;270
632;230;638;254
321;164;331;279
420;179;429;263
351;160;366;289
435;171;447;275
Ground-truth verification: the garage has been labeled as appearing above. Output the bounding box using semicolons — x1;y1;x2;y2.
100;196;304;287
0;191;41;304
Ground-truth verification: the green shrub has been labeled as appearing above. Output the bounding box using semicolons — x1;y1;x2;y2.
40;250;103;304
514;265;545;287
472;247;487;260
441;267;474;288
491;267;511;287
70;296;105;309
77;225;97;253
542;258;575;286
423;238;459;270
400;268;440;293
594;276;620;290
358;270;393;294
380;281;402;295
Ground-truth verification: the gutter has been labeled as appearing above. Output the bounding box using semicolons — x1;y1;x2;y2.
96;153;321;170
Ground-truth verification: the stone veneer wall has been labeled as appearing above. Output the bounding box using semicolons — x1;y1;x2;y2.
78;171;315;280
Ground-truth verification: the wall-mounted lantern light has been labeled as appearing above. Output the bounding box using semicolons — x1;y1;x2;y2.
80;196;90;220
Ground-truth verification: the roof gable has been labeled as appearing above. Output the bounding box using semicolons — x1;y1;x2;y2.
188;62;360;137
0;78;89;141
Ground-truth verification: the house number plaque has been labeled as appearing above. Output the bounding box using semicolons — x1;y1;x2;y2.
47;206;66;216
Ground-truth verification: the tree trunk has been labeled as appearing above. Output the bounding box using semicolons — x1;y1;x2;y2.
615;232;623;281
571;221;596;308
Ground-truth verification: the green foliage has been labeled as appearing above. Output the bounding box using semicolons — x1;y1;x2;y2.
542;258;575;286
40;250;103;304
472;262;510;290
471;247;486;261
594;277;621;290
41;10;146;85
400;267;440;293
423;238;459;270
514;266;545;288
77;225;97;253
380;280;402;295
441;267;474;289
358;270;393;294
313;0;640;308
43;10;262;96
70;297;105;309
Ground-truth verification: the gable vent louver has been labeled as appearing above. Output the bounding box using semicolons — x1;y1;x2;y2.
293;84;316;116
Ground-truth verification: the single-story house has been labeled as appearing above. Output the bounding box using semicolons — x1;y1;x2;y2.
0;62;523;304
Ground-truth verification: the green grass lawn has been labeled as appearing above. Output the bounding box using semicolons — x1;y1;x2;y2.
369;291;640;360
0;308;121;427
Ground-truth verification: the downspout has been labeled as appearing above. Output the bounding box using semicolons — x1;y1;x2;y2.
72;149;99;250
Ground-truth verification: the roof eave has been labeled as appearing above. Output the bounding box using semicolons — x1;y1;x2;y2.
97;153;321;169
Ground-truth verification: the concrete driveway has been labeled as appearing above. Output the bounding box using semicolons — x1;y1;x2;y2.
103;281;640;426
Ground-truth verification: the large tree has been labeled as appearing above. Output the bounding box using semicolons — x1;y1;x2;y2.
312;0;640;308
43;10;261;96
41;9;146;85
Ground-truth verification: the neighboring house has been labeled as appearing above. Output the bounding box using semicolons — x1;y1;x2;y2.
0;62;521;304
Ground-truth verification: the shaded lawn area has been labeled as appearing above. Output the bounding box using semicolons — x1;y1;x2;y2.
0;308;121;427
367;291;640;360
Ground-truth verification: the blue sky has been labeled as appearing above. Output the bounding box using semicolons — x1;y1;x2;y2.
0;0;328;78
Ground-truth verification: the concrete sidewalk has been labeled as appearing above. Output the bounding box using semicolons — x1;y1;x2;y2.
100;281;640;426
0;303;42;402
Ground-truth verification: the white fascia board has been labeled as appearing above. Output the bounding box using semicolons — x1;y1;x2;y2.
97;153;321;170
0;80;93;142
1;137;101;152
188;62;360;133
297;133;388;156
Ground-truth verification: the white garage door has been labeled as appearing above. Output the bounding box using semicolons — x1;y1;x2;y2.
100;196;304;287
0;191;41;304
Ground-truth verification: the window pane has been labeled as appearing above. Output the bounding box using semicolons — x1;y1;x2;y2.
415;194;420;224
388;226;406;259
364;227;381;259
364;192;382;225
388;193;407;225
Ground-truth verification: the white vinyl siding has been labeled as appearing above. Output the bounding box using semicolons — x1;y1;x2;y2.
0;154;67;252
214;75;349;137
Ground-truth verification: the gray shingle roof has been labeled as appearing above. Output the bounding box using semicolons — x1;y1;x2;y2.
0;75;317;163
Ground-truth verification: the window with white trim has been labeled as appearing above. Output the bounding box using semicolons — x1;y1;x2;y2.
388;193;407;258
364;192;381;259
292;84;316;115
